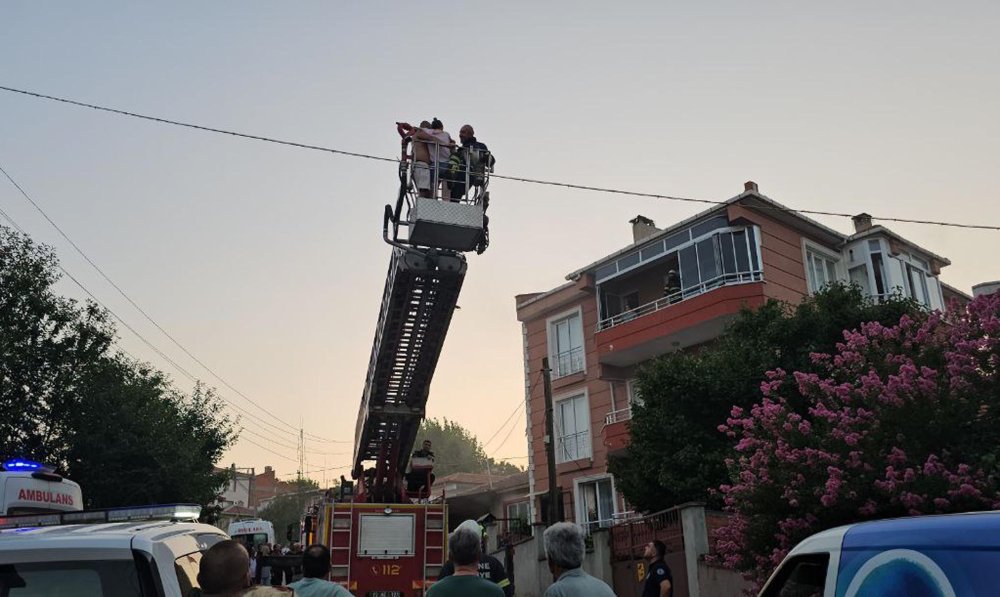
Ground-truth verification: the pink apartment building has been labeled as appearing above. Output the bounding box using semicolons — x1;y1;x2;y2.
514;181;970;531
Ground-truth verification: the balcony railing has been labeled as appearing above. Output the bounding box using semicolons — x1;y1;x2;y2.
604;407;633;426
597;270;763;332
556;431;591;463
553;346;585;378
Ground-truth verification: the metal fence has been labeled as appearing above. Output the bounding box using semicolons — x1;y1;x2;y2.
609;506;685;561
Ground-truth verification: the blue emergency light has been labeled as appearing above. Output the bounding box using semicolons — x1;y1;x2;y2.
2;459;46;472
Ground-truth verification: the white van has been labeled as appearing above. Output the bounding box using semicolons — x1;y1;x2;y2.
228;518;275;550
0;458;83;515
758;511;1000;596
0;504;227;596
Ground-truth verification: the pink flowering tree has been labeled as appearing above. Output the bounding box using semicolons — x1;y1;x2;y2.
714;292;1000;590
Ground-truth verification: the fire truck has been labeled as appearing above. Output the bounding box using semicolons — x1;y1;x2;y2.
309;130;492;596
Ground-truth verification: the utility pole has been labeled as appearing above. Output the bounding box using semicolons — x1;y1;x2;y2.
297;425;305;482
542;357;561;524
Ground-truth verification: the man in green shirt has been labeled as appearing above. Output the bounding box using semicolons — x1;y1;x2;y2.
427;522;503;597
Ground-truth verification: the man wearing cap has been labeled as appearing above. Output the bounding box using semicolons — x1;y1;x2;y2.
448;124;494;199
439;520;513;596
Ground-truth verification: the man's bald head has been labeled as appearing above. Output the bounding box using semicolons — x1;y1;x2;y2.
459;125;475;143
197;540;250;593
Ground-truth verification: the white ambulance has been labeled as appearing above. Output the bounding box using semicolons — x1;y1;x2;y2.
0;459;229;596
228;518;275;549
0;458;83;515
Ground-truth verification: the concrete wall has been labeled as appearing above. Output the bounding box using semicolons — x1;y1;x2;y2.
499;529;615;597
698;562;750;597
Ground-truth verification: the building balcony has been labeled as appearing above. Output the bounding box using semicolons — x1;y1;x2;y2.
595;277;766;368
602;407;633;456
592;221;767;368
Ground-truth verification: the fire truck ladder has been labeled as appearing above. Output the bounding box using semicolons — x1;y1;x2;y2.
423;505;447;587
352;246;467;502
353;134;491;502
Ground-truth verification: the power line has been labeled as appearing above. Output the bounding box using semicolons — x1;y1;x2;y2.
491;403;525;455
1;84;996;231
0;205;331;458
481;400;526;452
239;426;346;457
0;85;395;164
240;436;301;464
278;464;352;479
0;162;344;444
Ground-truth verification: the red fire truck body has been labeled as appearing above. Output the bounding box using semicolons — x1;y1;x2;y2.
318;501;447;596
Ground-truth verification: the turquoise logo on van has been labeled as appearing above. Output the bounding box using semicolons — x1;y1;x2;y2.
840;549;954;597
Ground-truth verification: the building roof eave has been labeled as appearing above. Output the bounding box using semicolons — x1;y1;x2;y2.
564;189;848;281
842;225;951;267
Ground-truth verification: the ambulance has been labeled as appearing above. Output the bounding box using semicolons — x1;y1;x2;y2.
228;518;275;549
0;458;83;515
0;458;229;596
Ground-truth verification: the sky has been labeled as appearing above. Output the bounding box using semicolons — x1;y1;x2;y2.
1;2;998;483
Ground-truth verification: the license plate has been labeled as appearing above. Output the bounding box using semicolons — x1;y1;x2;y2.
367;592;402;597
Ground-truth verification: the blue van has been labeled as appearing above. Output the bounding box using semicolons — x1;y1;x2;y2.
758;511;1000;596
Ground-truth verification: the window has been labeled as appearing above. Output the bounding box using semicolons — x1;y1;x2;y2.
174;552;203;596
555;393;591;463
549;311;584;378
849;265;871;295
805;246;840;292
870;252;888;297
577;477;616;532
696;237;720;286
596;225;764;330
679;244;700;290
506;501;531;535
760;553;829;597
903;259;931;306
0;559;145;597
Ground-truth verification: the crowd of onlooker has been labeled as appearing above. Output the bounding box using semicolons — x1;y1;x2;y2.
249;542;304;586
194;540;351;596
195;519;669;596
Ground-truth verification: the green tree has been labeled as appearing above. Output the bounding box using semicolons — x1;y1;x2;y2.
716;293;1000;590
609;283;921;512
0;225;237;515
257;478;321;543
418;417;523;478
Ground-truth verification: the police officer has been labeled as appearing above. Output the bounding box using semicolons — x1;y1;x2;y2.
439;520;513;596
642;540;673;597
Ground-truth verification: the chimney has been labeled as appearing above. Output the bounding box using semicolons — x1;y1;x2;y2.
852;213;873;233
744;181;759;193
629;215;659;243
